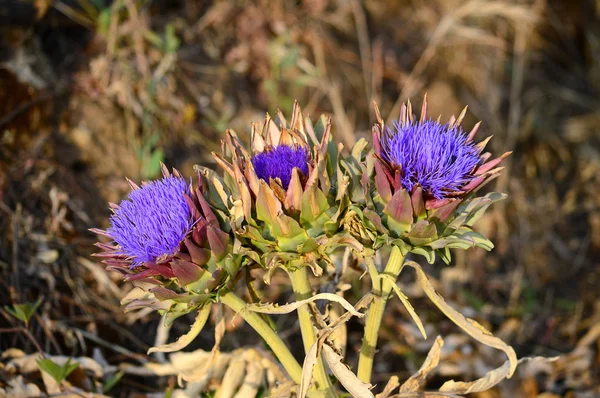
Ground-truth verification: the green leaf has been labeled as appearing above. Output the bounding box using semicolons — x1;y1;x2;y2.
164;24;180;53
102;371;124;393
411;246;436;264
5;298;42;325
438;247;452;264
37;358;79;384
464;192;507;227
97;8;112;36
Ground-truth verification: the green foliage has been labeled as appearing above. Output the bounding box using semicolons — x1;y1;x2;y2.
37;358;78;384
102;371;124;393
135;125;164;179
5;298;42;326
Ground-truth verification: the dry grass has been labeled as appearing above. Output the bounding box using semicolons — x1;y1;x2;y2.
1;0;599;396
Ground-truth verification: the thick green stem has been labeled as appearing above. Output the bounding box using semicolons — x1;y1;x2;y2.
289;267;336;397
357;246;406;384
220;291;302;384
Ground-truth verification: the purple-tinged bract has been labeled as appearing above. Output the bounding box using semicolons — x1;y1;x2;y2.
252;145;310;189
107;176;193;267
382;120;480;200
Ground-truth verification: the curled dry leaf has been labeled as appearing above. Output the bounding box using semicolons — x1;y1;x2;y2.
400;336;444;393
322;344;374;398
147;304;212;353
439;356;559;395
235;360;264;398
242;292;363;317
0;376;42;398
138;347;289;396
376;375;400;398
380;273;427;339
299;342;319;398
180;304;226;383
217;354;247;398
300;295;374;398
404;261;518;377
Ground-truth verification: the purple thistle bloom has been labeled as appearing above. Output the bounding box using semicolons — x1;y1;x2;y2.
107;176;193;267
382;120;481;199
251;145;310;189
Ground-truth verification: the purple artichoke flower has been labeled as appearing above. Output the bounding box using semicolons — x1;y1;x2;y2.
251;145;310;189
372;97;511;222
381;120;481;200
107;175;193;268
92;166;229;285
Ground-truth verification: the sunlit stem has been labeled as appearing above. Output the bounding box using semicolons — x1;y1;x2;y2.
289;267;337;397
357;245;406;383
220;290;302;384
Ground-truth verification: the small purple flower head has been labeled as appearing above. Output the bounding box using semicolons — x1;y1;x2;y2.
382;120;481;199
107;176;193;267
251;145;310;189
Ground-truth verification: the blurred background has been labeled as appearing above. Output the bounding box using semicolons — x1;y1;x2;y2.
0;0;599;396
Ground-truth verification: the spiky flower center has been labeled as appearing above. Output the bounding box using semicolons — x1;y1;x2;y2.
251;145;310;189
108;176;193;267
382;120;480;199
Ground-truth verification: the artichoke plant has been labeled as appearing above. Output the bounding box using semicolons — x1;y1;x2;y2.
349;96;513;384
208;102;363;395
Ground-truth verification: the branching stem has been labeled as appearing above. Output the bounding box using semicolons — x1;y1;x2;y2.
220;291;302;384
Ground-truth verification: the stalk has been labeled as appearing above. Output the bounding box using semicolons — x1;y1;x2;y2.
357;246;406;383
220;290;302;384
289;267;336;397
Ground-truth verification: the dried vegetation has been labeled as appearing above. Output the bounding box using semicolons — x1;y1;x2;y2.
0;0;599;396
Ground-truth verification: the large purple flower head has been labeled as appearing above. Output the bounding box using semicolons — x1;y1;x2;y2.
92;167;238;322
382;120;481;200
93;166;231;286
356;96;511;261
251;145;310;189
107;175;193;267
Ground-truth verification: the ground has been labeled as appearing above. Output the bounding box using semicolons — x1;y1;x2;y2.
0;1;599;397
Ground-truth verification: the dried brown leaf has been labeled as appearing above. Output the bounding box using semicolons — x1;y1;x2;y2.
148;304;211;354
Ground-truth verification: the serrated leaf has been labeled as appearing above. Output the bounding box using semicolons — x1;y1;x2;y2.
242;293;363;318
464;192;507;227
